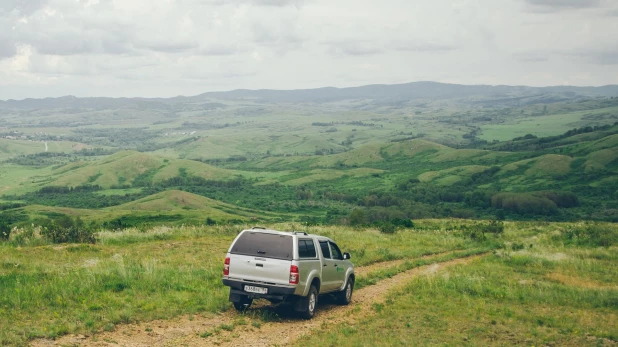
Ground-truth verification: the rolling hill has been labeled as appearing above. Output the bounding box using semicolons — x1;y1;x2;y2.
3;82;617;107
42;151;236;189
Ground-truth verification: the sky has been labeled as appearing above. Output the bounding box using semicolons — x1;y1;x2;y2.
0;0;617;100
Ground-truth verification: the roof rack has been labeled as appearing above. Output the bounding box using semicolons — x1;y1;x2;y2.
293;231;308;235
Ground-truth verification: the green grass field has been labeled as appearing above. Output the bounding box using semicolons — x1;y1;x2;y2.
479;106;618;142
298;222;618;346
0;221;491;345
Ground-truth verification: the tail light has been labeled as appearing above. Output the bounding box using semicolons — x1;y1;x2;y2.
223;257;230;276
289;265;299;284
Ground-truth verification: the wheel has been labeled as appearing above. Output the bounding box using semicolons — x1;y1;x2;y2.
300;285;318;319
233;296;253;312
337;278;354;305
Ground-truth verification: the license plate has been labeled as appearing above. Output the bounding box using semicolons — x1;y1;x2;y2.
244;285;268;294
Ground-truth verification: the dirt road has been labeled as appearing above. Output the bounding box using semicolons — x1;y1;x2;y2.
32;252;484;347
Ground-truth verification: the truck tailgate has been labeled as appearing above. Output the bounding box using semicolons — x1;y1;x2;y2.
228;254;292;286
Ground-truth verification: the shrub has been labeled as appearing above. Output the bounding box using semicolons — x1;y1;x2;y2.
41;216;96;244
0;221;10;240
349;209;367;226
391;218;414;228
491;192;557;215
533;191;580;208
460;220;503;241
479;220;504;235
557;224;617;247
377;222;396;234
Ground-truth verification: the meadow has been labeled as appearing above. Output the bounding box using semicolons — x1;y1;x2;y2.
298;222;618;346
1;221;493;345
1;220;615;346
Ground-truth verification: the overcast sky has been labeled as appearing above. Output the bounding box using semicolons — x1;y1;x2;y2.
1;0;617;99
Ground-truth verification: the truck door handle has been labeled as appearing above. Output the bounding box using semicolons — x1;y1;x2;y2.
323;264;328;267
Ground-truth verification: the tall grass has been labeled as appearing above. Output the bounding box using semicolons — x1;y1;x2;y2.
0;222;483;346
297;224;618;346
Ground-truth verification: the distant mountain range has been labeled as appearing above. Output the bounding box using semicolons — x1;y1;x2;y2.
2;81;618;109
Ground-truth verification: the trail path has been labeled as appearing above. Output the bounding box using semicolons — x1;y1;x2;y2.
44;142;48;152
32;252;485;347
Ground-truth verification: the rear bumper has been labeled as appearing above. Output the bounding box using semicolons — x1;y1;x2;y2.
223;278;296;301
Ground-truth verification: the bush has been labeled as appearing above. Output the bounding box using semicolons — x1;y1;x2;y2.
41;216;96;244
533;191;580;208
460;220;503;241
491;192;557;215
0;221;10;240
391;218;414;228
479;220;504;235
462;229;486;241
349;209;367;226
557;224;617;247
377;222;396;234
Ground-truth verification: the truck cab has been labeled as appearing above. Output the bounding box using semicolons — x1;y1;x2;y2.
222;227;355;318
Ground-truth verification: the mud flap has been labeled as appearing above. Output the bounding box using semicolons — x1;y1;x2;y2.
292;295;308;312
229;291;244;303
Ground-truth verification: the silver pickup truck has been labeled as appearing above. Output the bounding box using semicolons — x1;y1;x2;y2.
222;227;355;318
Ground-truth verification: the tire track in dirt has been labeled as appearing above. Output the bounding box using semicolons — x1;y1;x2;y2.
32;252;484;347
354;250;457;277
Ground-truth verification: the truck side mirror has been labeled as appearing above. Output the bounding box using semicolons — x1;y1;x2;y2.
343;252;351;260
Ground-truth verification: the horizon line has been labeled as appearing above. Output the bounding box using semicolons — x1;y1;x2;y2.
2;80;618;102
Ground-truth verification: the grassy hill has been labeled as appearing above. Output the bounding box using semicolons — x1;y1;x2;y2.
16;190;288;225
38;151;236;189
1;83;618;227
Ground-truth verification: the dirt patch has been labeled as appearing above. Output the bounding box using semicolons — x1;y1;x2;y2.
546;272;618;290
354;250;455;277
31;253;484;347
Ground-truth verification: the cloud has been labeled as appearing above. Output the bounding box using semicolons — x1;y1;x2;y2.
395;43;456;53
0;30;17;58
326;41;383;56
513;52;549;62
0;41;16;58
199;43;243;56
524;0;602;12
136;42;197;53
252;0;305;6
0;0;48;15
203;0;307;7
326;40;455;56
567;49;618;65
1;0;618;99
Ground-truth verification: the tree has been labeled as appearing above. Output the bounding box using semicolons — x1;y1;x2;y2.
349;209;367;226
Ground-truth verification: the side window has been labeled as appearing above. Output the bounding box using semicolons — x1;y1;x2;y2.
298;239;317;258
319;241;331;259
329;242;343;260
305;239;317;258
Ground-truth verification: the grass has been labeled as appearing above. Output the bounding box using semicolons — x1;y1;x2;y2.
297;222;618;346
0;221;486;346
479;106;618;142
355;246;496;289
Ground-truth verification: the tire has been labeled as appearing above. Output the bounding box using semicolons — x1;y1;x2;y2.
337;278;354;305
300;285;318;319
233;296;253;312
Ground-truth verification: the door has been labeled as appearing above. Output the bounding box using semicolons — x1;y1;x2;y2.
328;241;346;290
319;240;338;292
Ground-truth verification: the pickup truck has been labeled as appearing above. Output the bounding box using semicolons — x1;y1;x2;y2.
222;227;355;318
